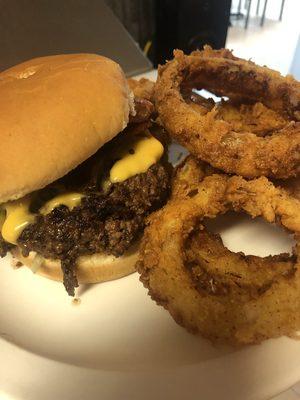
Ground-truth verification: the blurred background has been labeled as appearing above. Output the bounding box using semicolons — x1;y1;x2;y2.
107;0;299;76
227;0;300;77
0;0;299;78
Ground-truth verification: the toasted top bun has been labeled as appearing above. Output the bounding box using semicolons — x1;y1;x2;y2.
0;53;133;204
12;244;139;285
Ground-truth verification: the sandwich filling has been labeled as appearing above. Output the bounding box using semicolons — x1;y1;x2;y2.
0;125;171;295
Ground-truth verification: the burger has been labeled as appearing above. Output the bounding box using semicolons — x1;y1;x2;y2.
0;54;171;296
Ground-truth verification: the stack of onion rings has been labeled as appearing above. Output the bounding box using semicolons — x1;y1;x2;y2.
136;48;300;344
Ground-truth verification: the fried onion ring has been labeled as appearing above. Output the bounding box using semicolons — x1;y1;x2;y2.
137;157;300;344
128;78;155;124
128;78;155;102
154;46;300;178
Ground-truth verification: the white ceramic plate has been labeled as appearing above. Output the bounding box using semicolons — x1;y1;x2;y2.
0;189;299;400
1;69;299;398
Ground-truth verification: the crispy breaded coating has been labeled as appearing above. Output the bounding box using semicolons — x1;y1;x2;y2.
128;78;155;123
154;46;300;178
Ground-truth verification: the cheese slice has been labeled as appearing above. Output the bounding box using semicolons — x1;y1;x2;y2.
110;133;164;183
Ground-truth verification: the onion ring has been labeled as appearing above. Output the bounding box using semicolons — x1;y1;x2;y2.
128;78;155;124
128;78;155;102
154;46;300;178
137;157;300;344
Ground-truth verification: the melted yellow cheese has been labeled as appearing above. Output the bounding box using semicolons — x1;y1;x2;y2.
40;193;84;215
1;198;36;244
110;134;164;183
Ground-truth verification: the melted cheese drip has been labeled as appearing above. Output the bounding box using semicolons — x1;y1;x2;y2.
110;134;164;183
40;193;84;215
1;198;36;244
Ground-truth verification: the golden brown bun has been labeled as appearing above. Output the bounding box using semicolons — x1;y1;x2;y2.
0;53;133;204
12;244;139;284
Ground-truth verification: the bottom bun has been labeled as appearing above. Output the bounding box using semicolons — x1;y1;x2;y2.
12;244;139;284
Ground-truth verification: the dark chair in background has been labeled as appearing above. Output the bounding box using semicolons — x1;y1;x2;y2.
154;0;231;66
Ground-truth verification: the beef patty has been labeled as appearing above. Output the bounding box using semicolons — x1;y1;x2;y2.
19;162;170;295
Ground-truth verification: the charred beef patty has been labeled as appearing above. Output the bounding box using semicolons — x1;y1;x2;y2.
0;125;172;295
18;163;170;295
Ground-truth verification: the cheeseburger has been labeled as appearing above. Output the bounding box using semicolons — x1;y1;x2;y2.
0;54;171;295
